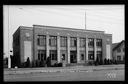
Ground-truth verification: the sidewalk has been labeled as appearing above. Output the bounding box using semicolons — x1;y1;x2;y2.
4;64;124;75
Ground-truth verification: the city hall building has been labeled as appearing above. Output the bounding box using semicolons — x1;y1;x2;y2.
13;24;112;67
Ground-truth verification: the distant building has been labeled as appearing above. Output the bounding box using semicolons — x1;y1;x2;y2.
112;40;125;62
13;24;112;67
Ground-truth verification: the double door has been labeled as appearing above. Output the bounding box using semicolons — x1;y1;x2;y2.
70;51;77;63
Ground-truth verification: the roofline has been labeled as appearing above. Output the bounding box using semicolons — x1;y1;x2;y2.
113;40;125;51
33;24;105;33
13;26;20;37
19;26;33;30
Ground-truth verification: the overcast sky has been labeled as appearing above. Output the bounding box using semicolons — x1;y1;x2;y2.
3;5;124;58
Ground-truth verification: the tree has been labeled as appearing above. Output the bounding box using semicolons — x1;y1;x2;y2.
109;59;112;64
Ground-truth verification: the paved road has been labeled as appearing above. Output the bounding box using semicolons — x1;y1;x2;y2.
4;64;124;75
4;69;124;81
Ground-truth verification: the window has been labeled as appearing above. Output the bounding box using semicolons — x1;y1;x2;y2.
88;38;94;47
50;50;57;60
37;35;46;46
49;36;57;46
60;36;67;47
97;51;102;60
96;39;102;47
81;54;84;60
117;55;121;61
70;37;77;47
117;48;121;52
51;54;57;60
62;54;65;60
38;50;46;61
80;38;86;47
88;51;94;60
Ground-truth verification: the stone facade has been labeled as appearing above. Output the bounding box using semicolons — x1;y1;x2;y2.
13;24;112;67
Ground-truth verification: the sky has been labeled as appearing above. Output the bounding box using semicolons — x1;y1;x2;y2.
3;5;124;58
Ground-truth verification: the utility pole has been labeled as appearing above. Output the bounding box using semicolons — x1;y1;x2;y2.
8;5;11;68
85;11;86;30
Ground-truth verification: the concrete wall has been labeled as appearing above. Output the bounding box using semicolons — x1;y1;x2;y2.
102;34;112;60
20;27;33;64
13;25;112;67
13;27;20;67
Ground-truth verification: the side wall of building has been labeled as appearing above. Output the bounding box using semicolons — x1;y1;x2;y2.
20;27;33;66
102;34;112;61
13;27;21;67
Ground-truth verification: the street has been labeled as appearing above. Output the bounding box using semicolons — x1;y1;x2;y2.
4;69;124;81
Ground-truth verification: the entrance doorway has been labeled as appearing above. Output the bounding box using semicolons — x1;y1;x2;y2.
70;51;77;63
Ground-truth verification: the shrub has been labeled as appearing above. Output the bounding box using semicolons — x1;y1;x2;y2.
109;59;113;64
35;60;40;67
53;62;58;67
26;57;30;67
58;63;62;67
104;58;107;65
46;57;51;67
40;60;46;67
87;60;95;65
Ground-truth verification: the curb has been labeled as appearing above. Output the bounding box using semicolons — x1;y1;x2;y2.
4;67;124;75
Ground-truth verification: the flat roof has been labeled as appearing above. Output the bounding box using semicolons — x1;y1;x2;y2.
33;24;105;33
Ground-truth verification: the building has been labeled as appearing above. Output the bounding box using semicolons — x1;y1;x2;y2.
112;40;125;62
13;25;112;67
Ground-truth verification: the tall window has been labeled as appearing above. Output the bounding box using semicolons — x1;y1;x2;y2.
38;50;46;61
49;36;57;46
88;38;94;47
37;35;46;46
88;51;94;60
70;37;77;47
50;50;57;60
96;39;102;47
80;38;86;47
60;36;67;47
97;51;102;60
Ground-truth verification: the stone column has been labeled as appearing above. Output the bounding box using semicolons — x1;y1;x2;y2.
94;38;97;61
77;37;80;63
86;37;88;61
46;34;49;58
67;36;70;64
57;36;61;63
